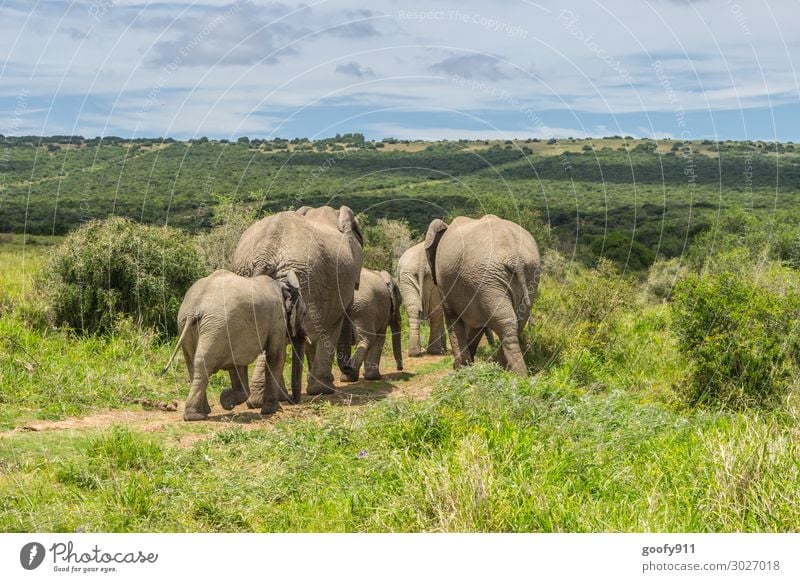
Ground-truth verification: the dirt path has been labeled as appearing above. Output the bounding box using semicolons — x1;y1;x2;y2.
1;354;451;444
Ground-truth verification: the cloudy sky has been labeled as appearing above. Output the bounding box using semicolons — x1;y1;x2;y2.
1;0;798;140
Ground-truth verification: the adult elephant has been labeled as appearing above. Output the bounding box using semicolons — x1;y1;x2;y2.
232;205;363;401
397;242;447;357
425;215;540;375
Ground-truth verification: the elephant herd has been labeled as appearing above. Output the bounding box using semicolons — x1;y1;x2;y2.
163;205;541;421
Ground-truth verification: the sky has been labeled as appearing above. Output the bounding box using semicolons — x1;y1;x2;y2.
1;0;799;141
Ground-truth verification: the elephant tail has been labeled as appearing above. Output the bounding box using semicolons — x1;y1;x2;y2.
159;318;193;376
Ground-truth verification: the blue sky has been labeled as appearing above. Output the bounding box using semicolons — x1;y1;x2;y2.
1;0;799;141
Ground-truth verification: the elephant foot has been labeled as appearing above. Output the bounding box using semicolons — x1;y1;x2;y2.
364;371;382;381
246;394;264;409
307;381;336;396
220;389;248;411
408;348;424;357
260;401;282;415
183;410;208;422
426;347;447;355
339;369;360;383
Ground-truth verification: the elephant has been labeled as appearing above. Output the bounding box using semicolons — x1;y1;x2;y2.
232;205;363;402
397;242;448;357
161;269;306;421
425;215;540;375
341;268;403;382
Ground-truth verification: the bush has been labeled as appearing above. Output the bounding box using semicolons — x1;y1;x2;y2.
645;258;690;300
540;249;569;282
671;270;800;409
45;217;205;336
524;259;635;371
360;217;413;273
195;197;258;271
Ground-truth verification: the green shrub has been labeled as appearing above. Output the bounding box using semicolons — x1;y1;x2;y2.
540;249;569;282
645;258;690;300
671;270;800;409
524;259;635;371
45;217;205;335
195;196;258;271
360;216;413;273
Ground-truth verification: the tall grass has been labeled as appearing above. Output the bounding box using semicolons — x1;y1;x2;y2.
1;366;798;532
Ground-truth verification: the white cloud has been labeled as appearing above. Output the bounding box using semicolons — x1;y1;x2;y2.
1;0;798;137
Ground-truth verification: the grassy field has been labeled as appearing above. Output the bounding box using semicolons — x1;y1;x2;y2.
1;237;799;532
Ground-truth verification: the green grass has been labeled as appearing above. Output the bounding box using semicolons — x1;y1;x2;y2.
1;366;798;532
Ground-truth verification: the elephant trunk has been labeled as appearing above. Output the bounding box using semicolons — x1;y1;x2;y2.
391;318;403;371
336;309;355;375
290;334;305;404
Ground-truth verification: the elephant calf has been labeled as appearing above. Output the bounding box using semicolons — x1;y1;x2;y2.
341;269;403;382
162;269;305;421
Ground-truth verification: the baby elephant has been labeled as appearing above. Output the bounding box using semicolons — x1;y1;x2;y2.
161;269;306;421
341;269;403;382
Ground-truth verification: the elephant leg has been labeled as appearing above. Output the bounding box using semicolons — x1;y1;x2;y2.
181;348;194;383
407;311;424;357
260;347;286;415
184;362;211;421
427;305;447;355
493;317;527;376
220;365;249;411
444;308;469;369
364;333;386;380
341;337;367;383
247;352;267;409
307;318;341;395
466;327;485;364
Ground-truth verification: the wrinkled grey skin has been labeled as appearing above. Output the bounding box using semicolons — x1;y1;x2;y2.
425;215;540;375
232;205;363;400
341;269;403;382
397;242;447;357
162;270;305;421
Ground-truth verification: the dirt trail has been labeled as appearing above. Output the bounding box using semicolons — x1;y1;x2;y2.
2;355;450;443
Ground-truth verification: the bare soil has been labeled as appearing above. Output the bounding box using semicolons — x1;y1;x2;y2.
1;354;450;444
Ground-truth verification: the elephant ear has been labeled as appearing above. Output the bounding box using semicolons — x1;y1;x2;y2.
424;219;448;286
338;206;363;247
296;206;313;216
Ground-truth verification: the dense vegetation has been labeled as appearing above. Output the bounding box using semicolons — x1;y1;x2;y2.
2;136;799;269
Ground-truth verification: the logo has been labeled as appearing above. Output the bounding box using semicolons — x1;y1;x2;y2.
20;542;46;570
